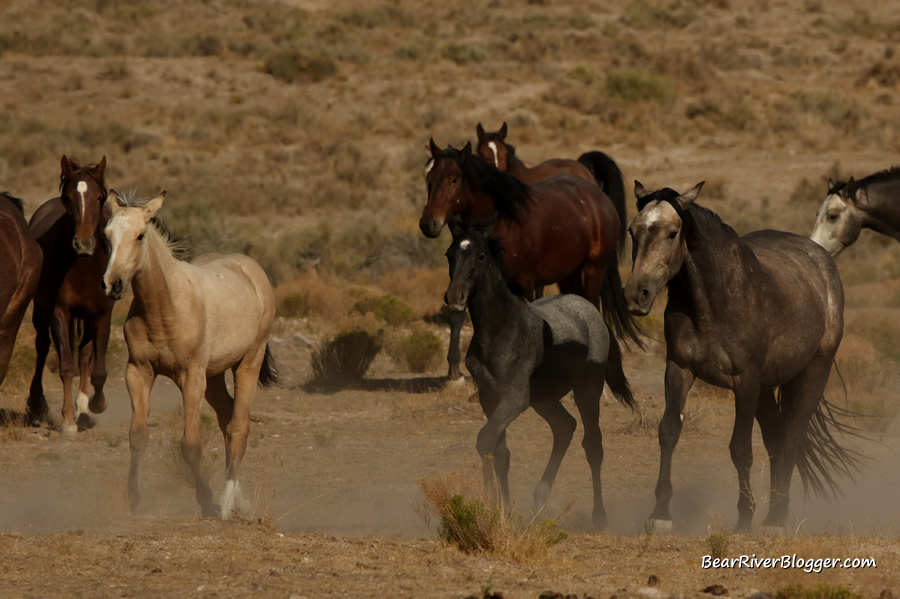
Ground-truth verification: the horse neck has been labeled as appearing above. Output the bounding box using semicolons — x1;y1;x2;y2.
460;184;499;221
668;234;750;325
505;154;529;179
466;261;525;339
859;180;900;239
129;230;183;320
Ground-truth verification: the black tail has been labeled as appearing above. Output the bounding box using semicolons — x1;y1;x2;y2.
258;344;280;389
795;397;865;500
604;332;634;408
577;151;627;259
600;256;645;350
1;191;25;213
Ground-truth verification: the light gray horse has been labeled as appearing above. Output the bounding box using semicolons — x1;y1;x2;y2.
811;167;900;256
625;181;857;532
444;217;633;530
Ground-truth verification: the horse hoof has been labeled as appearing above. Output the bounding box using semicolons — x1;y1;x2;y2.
61;423;78;438
648;519;673;534
89;394;107;414
77;412;96;431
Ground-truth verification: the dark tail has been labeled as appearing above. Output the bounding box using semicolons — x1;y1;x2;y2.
258;344;280;389
604;332;634;408
795;396;865;500
600;257;645;350
577;151;627;259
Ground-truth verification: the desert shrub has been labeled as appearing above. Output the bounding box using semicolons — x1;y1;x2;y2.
775;584;861;599
420;473;568;561
353;294;416;326
606;69;675;104
441;43;487;65
310;329;383;390
279;291;312;319
706;529;729;559
263;49;337;84
388;330;443;373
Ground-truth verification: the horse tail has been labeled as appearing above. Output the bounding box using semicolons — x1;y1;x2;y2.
794;392;865;500
600;258;646;350
604;332;634;408
257;344;280;389
577;151;627;258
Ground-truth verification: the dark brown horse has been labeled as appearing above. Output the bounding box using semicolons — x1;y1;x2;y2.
0;193;42;388
28;156;116;435
421;139;643;384
624;181;858;532
475;122;627;257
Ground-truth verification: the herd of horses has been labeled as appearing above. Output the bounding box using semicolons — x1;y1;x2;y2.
0;124;897;530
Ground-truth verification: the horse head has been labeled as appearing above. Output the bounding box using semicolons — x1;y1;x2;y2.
59;155;107;256
419;139;473;238
810;177;865;257
475;122;509;170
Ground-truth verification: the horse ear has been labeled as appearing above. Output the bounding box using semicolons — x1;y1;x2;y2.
429;138;441;159
447;215;464;239
827;177;835;191
60;155;74;178
634;180;648;202
143;191;166;221
499;122;508;140
476;123;485;140
104;190;120;218
93;156;106;179
461;141;472;161
677;181;705;209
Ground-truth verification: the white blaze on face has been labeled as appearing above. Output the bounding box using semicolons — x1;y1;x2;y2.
487;142;499;167
642;200;677;227
76;181;87;220
460;239;471;250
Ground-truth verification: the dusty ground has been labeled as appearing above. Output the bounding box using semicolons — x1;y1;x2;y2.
2;0;900;597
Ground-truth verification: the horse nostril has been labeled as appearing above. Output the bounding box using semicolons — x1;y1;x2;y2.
101;279;107;291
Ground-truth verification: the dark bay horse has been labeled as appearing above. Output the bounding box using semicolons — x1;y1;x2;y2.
421;140;643;381
0;193;42;388
475;122;627;256
624;181;857;532
445;218;632;530
810;167;900;256
28;156;115;435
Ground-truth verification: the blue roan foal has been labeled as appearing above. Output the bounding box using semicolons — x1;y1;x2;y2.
444;218;633;530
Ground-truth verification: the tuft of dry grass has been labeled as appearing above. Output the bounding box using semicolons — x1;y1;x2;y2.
309;328;384;391
387;328;443;373
419;471;568;562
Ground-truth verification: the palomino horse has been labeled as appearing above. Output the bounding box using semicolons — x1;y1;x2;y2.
421;140;642;382
445;218;632;530
624;181;857;532
0;193;42;387
28;156;115;434
103;190;278;519
810;167;900;256
475;122;627;256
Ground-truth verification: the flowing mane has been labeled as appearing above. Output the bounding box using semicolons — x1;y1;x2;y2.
830;166;900;196
442;147;533;222
115;190;193;261
1;191;25;213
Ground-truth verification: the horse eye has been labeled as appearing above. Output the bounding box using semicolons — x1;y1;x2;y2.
137;233;145;241
667;230;678;240
827;213;839;221
478;253;486;261
451;177;459;184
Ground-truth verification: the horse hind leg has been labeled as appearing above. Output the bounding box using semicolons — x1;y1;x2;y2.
27;308;52;422
49;308;78;436
530;398;577;516
755;388;788;530
730;378;761;532
180;369;217;517
205;372;243;519
87;311;112;415
572;369;608;530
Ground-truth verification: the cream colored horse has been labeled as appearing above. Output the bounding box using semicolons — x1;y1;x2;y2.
102;190;278;519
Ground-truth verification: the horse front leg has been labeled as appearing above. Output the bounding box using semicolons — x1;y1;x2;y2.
27;308;52;423
180;368;216;517
476;380;529;507
649;360;694;531
126;361;155;514
75;321;95;427
88;311;112;415
49;308;77;436
446;309;466;380
731;376;761;532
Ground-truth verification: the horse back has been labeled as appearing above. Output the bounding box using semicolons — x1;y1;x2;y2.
28;197;67;242
517;158;594;186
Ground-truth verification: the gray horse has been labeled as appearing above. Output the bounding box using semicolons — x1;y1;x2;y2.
444;218;633;530
624;181;857;532
810;167;900;256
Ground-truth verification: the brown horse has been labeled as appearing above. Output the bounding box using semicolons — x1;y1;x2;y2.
475;122;627;256
27;156;116;435
420;139;643;383
0;193;42;388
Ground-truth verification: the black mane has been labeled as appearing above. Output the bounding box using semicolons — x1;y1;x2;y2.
453;222;526;297
638;187;736;246
1;191;25;214
832;166;900;196
441;148;533;222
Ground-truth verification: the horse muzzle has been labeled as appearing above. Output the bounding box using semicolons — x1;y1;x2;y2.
624;285;653;316
419;217;444;238
444;290;467;313
102;277;125;300
72;235;96;256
